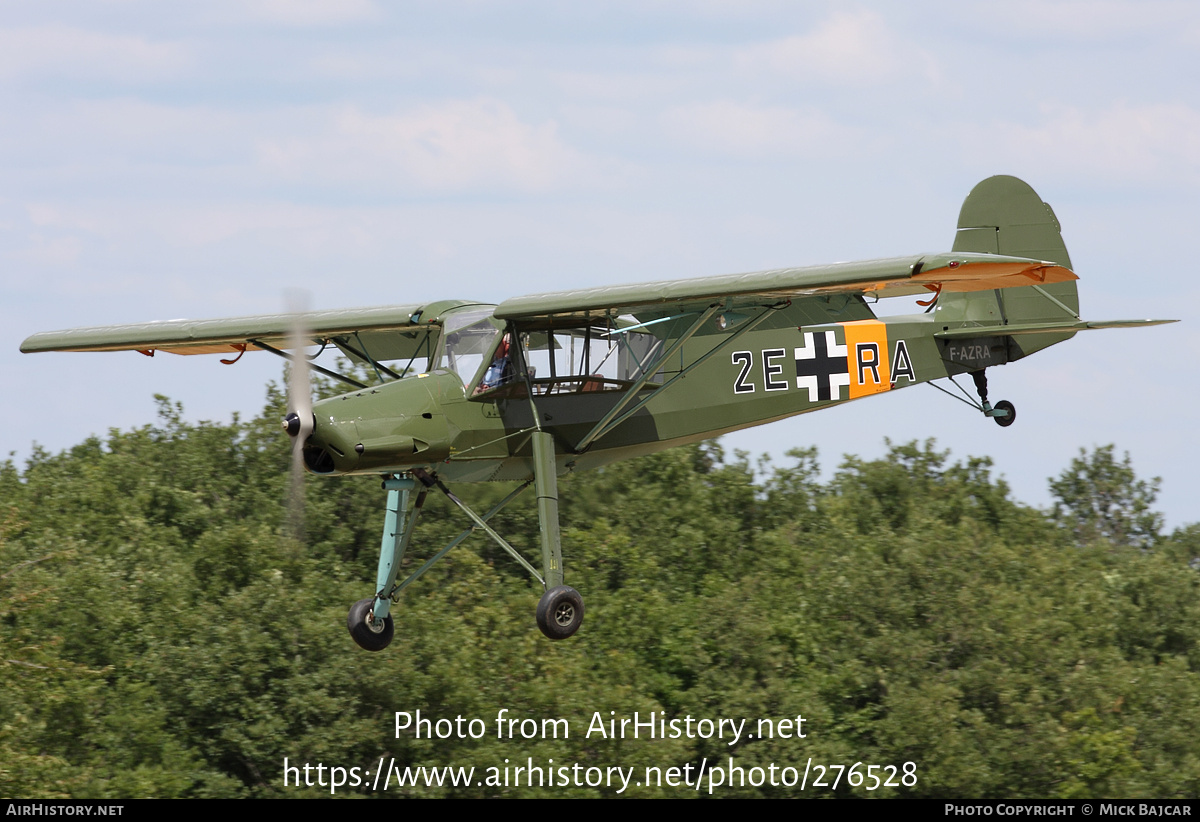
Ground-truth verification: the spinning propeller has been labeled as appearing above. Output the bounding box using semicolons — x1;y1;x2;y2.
281;291;314;543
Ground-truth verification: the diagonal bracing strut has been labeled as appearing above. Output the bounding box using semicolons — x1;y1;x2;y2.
412;469;546;586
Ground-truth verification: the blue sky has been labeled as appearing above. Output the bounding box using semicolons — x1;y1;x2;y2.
3;1;1197;526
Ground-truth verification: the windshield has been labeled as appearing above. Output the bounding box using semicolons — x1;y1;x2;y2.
440;309;502;387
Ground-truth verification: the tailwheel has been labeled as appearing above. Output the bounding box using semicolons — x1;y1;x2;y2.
536;585;584;640
347;598;395;651
991;399;1016;427
972;370;1015;428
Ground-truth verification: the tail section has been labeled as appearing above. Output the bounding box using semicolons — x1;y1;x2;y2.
937;175;1079;358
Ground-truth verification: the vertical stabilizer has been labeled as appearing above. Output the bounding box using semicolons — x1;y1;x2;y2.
937;176;1079;358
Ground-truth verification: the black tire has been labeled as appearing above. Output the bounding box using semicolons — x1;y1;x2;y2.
536;585;584;640
347;598;394;651
993;399;1016;427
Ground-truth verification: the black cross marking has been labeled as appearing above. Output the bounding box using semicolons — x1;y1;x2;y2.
795;331;848;402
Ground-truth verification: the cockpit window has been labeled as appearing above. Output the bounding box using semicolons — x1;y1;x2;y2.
517;324;663;395
442;310;666;398
441;309;502;387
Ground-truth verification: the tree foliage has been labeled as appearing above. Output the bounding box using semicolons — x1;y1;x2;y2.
1050;445;1163;548
1;392;1197;798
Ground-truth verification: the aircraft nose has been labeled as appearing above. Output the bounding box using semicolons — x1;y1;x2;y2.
291;411;362;475
292;374;455;475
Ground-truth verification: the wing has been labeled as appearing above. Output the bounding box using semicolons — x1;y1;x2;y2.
493;252;1077;322
21;303;437;357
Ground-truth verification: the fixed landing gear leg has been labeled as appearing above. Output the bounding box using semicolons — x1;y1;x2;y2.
532;430;583;640
972;368;1016;427
347;474;426;651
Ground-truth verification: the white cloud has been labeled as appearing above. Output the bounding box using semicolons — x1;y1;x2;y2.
552;69;689;105
4;95;632;199
257;100;598;193
0;97;252;181
972;1;1198;41
965;102;1200;186
20;233;84;267
26;204;61;227
0;26;188;81
660;100;866;158
735;10;939;88
244;0;380;26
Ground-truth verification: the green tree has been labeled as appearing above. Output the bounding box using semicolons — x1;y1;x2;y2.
1049;445;1163;548
4;394;1199;799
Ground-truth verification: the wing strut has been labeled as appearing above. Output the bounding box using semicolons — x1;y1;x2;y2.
573;305;719;452
573;303;784;452
336;332;403;382
589;304;781;447
250;339;369;389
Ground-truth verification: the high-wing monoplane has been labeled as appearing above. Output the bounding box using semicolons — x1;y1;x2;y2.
21;176;1175;650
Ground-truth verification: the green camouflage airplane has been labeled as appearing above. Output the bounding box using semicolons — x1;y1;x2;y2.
21;176;1174;650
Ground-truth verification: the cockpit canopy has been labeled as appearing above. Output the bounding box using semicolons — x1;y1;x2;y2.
308;302;664;398
440;308;665;398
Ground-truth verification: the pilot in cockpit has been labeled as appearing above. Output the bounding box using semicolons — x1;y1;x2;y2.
474;334;512;394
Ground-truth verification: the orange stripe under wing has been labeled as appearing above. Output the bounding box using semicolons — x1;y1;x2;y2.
843;320;891;398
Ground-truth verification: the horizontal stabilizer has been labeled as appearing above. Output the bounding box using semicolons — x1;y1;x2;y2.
936;318;1177;339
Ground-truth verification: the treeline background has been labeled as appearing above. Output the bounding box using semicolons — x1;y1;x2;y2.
2;381;1198;798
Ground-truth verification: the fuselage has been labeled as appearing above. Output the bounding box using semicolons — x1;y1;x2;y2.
302;297;1065;483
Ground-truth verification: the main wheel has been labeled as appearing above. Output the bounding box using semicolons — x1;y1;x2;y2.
536;585;584;640
347;598;394;651
993;399;1016;428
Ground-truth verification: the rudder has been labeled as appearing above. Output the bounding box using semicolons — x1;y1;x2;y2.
937;175;1079;358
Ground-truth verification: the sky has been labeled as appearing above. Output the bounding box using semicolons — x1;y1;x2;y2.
2;1;1197;528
